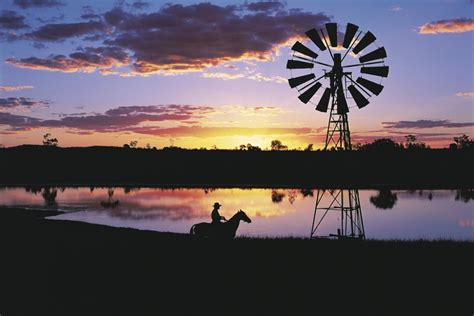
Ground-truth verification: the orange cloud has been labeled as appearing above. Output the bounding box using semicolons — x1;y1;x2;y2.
455;91;474;97
419;18;474;34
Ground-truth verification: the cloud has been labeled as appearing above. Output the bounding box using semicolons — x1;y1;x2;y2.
202;71;286;83
131;1;151;9
13;0;63;9
26;21;107;41
0;85;33;92
244;1;284;12
247;73;286;84
0;10;28;29
7;46;129;73
0;97;49;110
419;18;474;34
0;104;214;132
390;6;402;12
7;2;331;75
202;72;245;80
382;120;474;129
455;91;474;97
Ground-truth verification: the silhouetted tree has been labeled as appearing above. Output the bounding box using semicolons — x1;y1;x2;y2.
304;144;313;151
239;144;247;150
404;135;428;150
43;133;58;147
369;189;398;209
123;144;130;148
270;140;288;151
129;140;138;148
452;134;474;149
358;138;402;152
246;143;261;151
146;143;151;149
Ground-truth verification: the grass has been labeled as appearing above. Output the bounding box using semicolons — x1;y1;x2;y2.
1;207;472;314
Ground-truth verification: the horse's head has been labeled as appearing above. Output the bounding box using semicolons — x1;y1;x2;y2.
238;209;252;223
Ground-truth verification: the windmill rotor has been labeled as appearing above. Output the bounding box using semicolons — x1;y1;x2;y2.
287;22;389;116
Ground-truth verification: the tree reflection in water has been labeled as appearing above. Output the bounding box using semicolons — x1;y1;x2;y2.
455;189;474;203
370;189;398;210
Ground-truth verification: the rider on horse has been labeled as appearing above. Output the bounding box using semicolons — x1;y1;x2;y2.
211;202;226;224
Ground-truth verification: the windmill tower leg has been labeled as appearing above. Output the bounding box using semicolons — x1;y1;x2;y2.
311;89;365;239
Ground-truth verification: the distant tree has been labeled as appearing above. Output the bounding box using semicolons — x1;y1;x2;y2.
211;145;218;150
270;139;288;151
239;144;247;151
453;134;474;149
129;140;138;148
246;143;261;151
42;133;58;147
358;138;402;152
304;144;313;151
146;143;151;149
404;134;428;150
123;144;130;148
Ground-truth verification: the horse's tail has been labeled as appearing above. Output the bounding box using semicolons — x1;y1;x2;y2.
190;224;196;235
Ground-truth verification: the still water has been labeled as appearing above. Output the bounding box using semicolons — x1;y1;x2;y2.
0;187;472;240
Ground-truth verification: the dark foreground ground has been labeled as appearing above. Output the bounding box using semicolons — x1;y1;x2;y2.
1;207;473;314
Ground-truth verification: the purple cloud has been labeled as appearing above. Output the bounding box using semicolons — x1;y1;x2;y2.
26;21;107;41
0;105;215;132
0;97;49;109
0;10;28;29
6;2;331;75
382;120;474;129
13;0;63;9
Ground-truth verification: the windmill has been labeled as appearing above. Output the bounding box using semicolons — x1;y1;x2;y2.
286;22;389;239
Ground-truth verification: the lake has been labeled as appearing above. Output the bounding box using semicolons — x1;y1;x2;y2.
0;187;472;240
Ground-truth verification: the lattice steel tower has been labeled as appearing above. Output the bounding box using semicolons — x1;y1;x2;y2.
286;22;389;239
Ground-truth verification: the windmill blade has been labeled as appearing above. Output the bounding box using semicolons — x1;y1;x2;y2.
325;23;338;47
291;41;318;59
316;88;331;112
305;28;327;51
337;88;349;114
298;82;322;104
286;60;314;69
348;85;369;108
343;23;359;48
352;31;376;54
361;66;389;77
359;47;387;63
288;73;316;88
356;77;384;95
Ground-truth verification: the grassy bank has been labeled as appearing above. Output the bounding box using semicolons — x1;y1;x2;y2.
1;207;472;314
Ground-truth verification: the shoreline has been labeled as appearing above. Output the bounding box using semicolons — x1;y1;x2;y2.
1;207;473;312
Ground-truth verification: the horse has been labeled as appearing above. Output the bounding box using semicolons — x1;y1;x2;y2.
190;209;251;239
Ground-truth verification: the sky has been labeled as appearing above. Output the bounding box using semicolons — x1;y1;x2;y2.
0;0;473;149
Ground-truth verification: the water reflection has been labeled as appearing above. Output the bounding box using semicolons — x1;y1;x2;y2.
369;189;398;210
0;187;472;240
455;189;474;203
101;188;119;208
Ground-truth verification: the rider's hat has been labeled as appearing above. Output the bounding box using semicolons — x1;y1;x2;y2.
213;202;222;208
